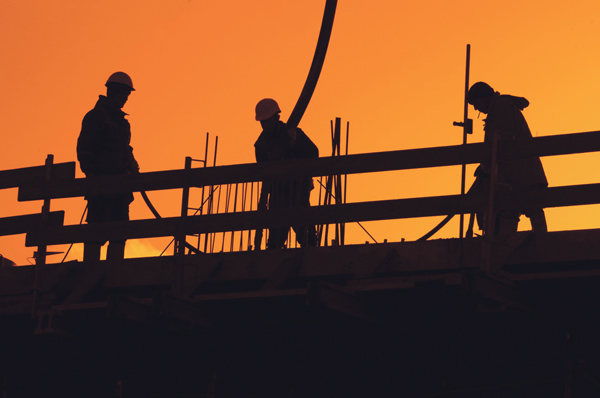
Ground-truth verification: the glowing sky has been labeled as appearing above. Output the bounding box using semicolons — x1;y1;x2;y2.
2;0;600;264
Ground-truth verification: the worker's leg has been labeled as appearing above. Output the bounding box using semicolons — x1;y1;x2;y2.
83;197;106;263
267;227;288;249
107;241;126;263
293;224;317;247
104;198;130;262
528;209;548;233
83;242;102;263
496;213;519;235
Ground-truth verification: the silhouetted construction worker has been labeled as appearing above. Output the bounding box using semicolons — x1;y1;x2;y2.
253;98;319;249
467;82;548;235
77;72;140;262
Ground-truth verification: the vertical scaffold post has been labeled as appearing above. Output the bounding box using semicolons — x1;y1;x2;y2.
334;118;343;246
459;44;472;239
176;156;192;257
173;156;192;296
32;154;53;318
342;120;349;246
203;135;218;253
198;133;210;251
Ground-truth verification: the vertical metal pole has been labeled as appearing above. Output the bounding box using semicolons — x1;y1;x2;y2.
198;133;210;252
334;118;342;246
460;44;471;240
32;154;53;318
173;156;192;297
230;183;239;252
204;136;219;254
316;176;323;246
221;184;232;253
37;154;53;266
341;120;350;246
176;157;192;257
247;182;253;250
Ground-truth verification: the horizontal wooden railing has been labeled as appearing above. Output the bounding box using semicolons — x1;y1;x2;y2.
18;131;600;201
6;130;600;253
0;161;74;239
0;162;75;190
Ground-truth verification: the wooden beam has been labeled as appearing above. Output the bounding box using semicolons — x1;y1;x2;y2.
306;281;375;322
24;193;487;246
17;143;487;201
0;211;64;236
502;130;600;159
8;228;600;315
24;182;600;246
0;162;75;190
17;131;600;202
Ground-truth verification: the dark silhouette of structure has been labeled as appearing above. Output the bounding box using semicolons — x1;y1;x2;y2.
254;98;319;249
467;82;548;235
2;128;600;396
77;72;140;263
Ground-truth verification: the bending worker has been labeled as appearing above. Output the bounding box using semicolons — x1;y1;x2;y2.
77;72;140;262
253;98;319;249
467;81;548;235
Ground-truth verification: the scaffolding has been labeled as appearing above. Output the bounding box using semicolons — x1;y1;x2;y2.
3;128;600;397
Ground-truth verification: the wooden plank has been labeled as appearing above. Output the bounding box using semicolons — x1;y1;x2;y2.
0;162;75;190
503;228;600;267
24;193;486;246
5;238;480;297
503;130;600;159
17;131;600;202
0;211;64;236
24;182;600;246
17;143;487;201
7;229;600;314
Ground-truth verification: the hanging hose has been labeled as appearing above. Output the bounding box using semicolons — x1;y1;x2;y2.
141;191;161;219
61;204;88;263
417;179;479;241
286;0;338;129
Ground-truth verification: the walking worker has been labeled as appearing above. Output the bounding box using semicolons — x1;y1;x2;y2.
253;98;319;249
467;81;548;235
77;71;140;262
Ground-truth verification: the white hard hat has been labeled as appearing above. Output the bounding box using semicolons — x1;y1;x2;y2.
105;72;135;91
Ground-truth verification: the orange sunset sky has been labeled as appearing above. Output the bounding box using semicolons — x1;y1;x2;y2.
1;0;600;264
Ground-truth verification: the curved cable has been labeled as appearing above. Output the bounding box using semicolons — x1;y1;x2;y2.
286;0;338;129
141;190;162;219
417;180;479;241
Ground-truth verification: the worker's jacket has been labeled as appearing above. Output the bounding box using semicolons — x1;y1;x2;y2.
254;121;319;209
77;95;139;177
77;96;139;202
480;93;548;190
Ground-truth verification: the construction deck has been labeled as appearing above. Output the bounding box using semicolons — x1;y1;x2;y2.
2;130;600;397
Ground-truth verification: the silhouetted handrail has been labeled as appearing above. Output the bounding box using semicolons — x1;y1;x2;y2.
9;129;600;250
24;182;600;247
17;130;600;202
287;0;337;129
